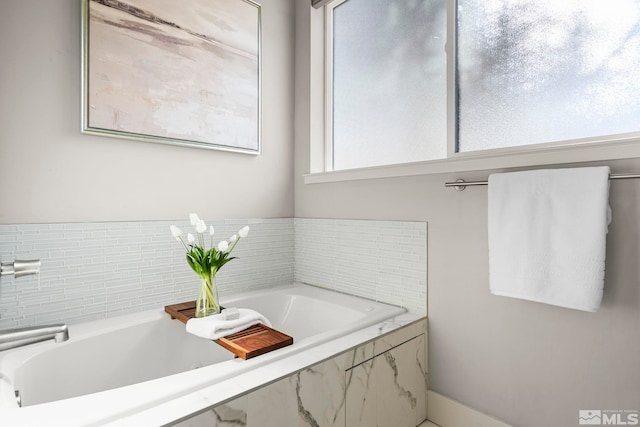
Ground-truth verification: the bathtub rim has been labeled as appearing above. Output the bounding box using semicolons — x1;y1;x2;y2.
0;282;408;414
113;314;427;427
0;311;425;427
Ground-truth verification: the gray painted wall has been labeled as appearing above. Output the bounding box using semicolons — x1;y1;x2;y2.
0;0;295;224
294;4;640;427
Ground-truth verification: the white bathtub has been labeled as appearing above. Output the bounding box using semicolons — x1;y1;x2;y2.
0;283;406;424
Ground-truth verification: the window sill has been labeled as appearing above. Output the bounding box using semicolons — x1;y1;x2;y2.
304;137;640;184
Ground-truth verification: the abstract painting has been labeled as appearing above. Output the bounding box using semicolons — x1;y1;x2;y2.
81;0;261;154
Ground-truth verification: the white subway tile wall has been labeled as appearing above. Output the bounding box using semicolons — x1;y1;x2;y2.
0;219;294;328
294;219;427;314
0;218;427;327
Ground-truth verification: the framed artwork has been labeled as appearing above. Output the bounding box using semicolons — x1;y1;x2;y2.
81;0;261;154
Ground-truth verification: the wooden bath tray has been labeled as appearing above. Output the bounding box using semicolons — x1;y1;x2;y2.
216;323;293;360
164;301;293;360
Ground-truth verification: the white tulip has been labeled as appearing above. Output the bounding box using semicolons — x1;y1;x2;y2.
195;219;207;234
170;225;183;239
217;240;229;252
209;225;215;236
229;234;238;243
238;226;250;238
187;233;195;244
189;213;200;226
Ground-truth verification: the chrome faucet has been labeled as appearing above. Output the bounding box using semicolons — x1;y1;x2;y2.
0;258;66;351
0;259;41;278
0;324;69;351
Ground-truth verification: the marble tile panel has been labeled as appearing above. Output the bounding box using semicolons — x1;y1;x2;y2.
416;333;428;425
246;376;298;427
296;365;325;427
173;396;248;427
345;359;376;427
376;338;418;427
350;341;374;368
372;318;426;356
320;356;347;427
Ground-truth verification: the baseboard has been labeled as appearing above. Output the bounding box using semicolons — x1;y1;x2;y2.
427;390;513;427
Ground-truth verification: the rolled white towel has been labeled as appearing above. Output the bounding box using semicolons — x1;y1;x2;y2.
221;307;240;320
186;308;272;340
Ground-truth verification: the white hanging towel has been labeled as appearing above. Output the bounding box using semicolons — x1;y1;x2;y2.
488;167;611;312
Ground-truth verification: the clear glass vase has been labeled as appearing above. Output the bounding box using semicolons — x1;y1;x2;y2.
195;274;220;318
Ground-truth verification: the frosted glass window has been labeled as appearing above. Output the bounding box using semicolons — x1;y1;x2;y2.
457;0;640;152
331;0;446;170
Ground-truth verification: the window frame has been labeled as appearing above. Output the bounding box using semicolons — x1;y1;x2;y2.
323;0;341;172
305;0;640;184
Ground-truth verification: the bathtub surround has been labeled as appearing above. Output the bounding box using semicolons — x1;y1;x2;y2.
295;218;427;314
174;318;428;427
0;219;294;329
0;218;426;328
0;285;406;410
0;287;424;426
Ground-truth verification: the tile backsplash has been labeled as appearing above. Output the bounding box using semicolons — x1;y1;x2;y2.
0;218;426;328
0;219;294;328
294;219;427;314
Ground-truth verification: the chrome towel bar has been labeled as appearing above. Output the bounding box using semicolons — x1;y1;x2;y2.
445;173;640;191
